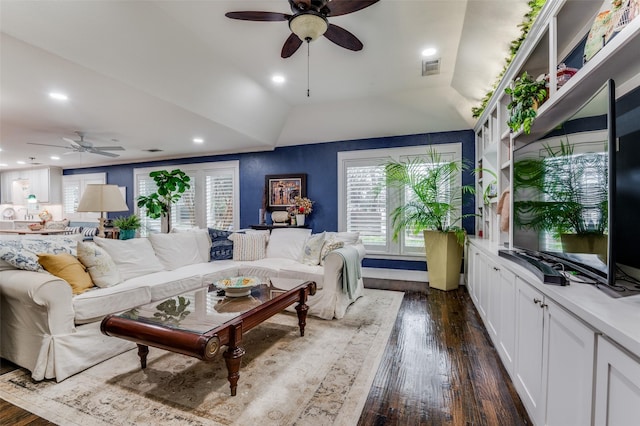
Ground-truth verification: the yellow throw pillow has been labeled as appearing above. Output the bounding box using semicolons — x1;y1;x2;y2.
38;253;94;295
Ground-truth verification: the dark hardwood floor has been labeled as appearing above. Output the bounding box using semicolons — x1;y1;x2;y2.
0;282;530;425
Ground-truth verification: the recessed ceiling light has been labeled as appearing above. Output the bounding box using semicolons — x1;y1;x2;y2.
49;92;68;101
0;163;7;167
17;160;25;165
193;137;204;144
421;48;437;57
272;75;286;84
51;156;60;160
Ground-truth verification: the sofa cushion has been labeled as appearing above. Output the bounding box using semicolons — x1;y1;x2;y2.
236;257;300;279
278;264;325;290
302;232;326;266
0;237;80;272
149;232;205;270
171;228;212;262
113;267;204;302
320;239;344;266
208;228;234;260
38;252;94;295
265;228;311;261
76;241;122;288
93;237;164;280
72;284;151;324
229;232;268;261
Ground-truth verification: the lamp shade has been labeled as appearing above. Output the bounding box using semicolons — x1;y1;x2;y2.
77;184;128;213
289;12;328;41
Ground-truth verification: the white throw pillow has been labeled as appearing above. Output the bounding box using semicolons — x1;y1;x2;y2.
170;228;212;262
302;232;326;266
319;237;345;266
76;241;122;287
149;232;205;270
93;237;165;280
228;232;269;261
266;228;312;261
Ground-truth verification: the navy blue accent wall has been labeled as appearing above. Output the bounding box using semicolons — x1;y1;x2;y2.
65;130;476;270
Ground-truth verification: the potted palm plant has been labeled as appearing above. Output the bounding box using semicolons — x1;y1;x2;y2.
136;169;191;233
113;214;141;240
383;148;475;291
505;71;548;134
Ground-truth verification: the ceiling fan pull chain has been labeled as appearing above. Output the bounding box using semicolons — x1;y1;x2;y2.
307;41;310;97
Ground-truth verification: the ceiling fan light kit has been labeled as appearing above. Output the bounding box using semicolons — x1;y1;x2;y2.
289;12;328;41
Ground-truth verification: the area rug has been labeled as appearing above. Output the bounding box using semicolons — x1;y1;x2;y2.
0;289;403;426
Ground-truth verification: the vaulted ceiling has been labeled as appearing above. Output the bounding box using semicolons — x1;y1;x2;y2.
0;0;529;170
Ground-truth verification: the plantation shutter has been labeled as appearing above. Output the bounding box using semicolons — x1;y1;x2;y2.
206;171;234;230
171;172;197;230
62;173;106;221
345;162;387;249
137;174;161;236
63;180;80;216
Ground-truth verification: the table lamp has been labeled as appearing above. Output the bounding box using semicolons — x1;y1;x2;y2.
76;184;128;238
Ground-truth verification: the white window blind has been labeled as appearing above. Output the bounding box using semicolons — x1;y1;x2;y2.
61;173;106;221
345;163;387;248
206;172;234;230
338;143;462;258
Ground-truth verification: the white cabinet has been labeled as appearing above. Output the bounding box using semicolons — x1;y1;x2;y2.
466;247;517;375
0;167;62;204
594;336;640;426
513;277;596;426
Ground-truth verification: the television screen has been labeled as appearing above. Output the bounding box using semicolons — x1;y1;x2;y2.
510;81;613;286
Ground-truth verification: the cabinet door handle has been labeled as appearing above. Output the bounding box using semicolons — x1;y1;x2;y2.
533;298;542;305
540;303;548;309
493;266;500;271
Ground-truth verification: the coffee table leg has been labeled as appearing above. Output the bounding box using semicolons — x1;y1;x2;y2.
223;323;245;396
295;302;309;337
137;344;149;369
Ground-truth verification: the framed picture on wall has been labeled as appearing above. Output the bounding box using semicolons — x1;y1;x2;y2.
265;174;306;211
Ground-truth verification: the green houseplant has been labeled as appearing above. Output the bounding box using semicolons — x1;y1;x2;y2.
505;71;547;134
382;148;475;291
112;214;141;240
513;140;608;259
136;169;191;233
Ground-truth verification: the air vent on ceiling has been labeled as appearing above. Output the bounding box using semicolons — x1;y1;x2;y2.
422;59;441;76
144;149;163;153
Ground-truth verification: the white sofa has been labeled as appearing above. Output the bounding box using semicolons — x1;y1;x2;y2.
0;228;365;382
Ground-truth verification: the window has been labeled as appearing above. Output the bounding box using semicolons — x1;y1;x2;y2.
134;161;239;236
338;143;462;258
62;173;106;221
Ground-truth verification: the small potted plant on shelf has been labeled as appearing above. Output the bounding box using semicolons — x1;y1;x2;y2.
505;71;548;134
287;196;314;226
113;214;141;240
381;148;475;291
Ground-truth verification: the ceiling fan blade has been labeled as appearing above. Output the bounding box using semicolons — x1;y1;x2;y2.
93;146;125;151
281;33;303;58
90;150;120;158
327;0;379;17
27;142;72;149
324;24;363;51
225;11;290;22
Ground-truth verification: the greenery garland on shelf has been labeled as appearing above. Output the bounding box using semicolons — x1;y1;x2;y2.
471;0;547;119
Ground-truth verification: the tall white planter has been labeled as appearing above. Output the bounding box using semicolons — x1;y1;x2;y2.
296;214;305;226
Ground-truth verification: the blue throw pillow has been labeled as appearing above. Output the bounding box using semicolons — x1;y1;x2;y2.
208;228;233;260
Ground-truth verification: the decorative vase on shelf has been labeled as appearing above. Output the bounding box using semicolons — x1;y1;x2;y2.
296;214;305;227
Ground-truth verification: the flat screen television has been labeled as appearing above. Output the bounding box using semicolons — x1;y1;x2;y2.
505;80;616;290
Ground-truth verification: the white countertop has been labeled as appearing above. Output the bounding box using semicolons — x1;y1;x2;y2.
468;237;640;359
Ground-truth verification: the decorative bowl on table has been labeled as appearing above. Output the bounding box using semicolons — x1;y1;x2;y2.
214;276;261;297
28;223;43;231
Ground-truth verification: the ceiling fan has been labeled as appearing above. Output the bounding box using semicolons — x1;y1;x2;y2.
225;0;380;58
27;132;125;158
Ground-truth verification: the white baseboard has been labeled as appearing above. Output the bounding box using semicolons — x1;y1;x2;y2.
362;267;428;282
362;267;466;285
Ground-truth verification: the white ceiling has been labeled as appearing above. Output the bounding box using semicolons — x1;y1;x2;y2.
0;0;529;170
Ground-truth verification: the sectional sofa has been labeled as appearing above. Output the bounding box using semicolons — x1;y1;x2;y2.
0;227;365;382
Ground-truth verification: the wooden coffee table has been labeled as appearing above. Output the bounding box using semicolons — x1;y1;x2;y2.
101;278;316;396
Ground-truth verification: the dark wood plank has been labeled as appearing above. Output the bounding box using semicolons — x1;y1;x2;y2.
357;286;531;425
1;284;530;425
